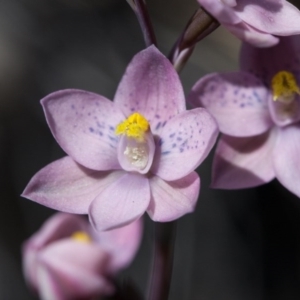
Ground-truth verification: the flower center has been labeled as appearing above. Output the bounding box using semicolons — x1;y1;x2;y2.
271;71;300;103
71;231;91;243
115;112;154;174
124;143;148;169
115;112;149;142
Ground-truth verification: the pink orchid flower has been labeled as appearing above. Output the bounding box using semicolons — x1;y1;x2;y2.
22;46;218;231
189;35;300;197
23;213;142;300
198;0;300;47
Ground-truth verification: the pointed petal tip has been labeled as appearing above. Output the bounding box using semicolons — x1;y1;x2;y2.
89;213;140;232
147;172;200;222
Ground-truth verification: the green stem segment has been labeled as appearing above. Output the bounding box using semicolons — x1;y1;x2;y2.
147;221;176;300
126;0;157;47
169;8;220;72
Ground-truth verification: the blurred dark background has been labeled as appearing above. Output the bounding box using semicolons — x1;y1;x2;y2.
1;0;300;299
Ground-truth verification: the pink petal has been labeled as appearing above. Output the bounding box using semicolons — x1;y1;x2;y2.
25;213;87;249
235;0;300;36
22;213;88;291
89;173;150;231
189;72;272;137
42;89;124;171
198;0;241;24
37;240;113;299
240;36;300;83
22;156;124;214
212;130;277;189
147;172;200;222
113;46;186;135
23;246;39;292
273;125;300;197
92;218;143;273
152;108;218;181
224;21;279;47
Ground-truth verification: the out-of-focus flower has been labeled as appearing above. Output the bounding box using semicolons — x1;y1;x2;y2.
189;35;300;197
23;213;142;300
22;45;218;231
198;0;300;47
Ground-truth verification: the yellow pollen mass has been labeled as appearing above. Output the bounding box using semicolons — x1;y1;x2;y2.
271;71;300;102
115;112;149;141
71;231;92;243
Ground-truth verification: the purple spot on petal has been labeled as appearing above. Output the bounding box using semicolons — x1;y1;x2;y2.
253;91;262;103
209;85;215;92
89;127;94;133
162;151;170;155
172;143;177;148
155;122;161;130
169;133;175;138
155;114;160;119
108;135;117;142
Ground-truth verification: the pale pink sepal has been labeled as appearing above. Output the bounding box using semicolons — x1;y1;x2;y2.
152;108;218;181
93;218;143;273
235;0;300;36
89;173;150;231
22;156;124;214
113;45;186;135
198;0;241;24
198;0;300;47
22;214;88;291
37;240;113;300
189;72;273;137
212;130;276;189
224;22;279;47
273;125;300;197
23;213;143;300
41;89;124;171
147;172;200;222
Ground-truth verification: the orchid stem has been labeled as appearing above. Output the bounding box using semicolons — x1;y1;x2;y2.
126;0;157;47
147;221;176;300
169;8;219;72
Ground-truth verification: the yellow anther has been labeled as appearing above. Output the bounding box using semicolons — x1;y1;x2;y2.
271;71;300;102
71;231;91;243
115;112;149;141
